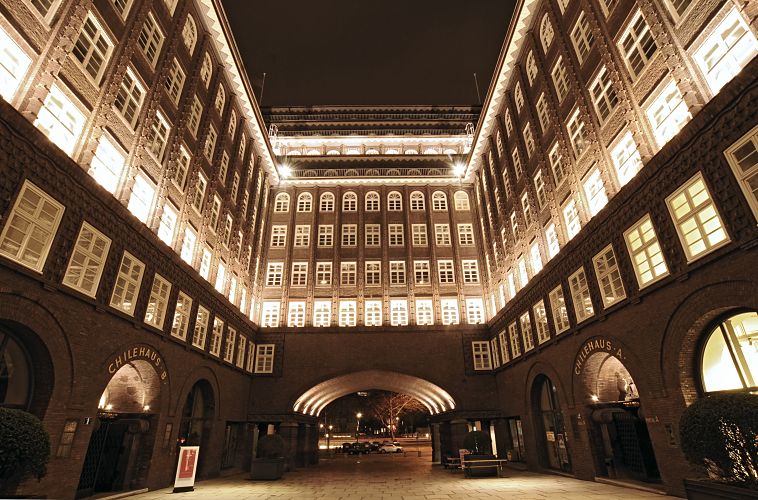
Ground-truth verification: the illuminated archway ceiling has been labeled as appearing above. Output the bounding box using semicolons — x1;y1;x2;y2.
293;370;456;416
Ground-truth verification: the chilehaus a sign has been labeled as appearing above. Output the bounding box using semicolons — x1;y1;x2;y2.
574;337;624;375
106;344;167;381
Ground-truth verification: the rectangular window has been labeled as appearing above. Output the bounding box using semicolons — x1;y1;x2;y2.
498;330;510;363
530;241;543;274
725;125;758;221
534;171;547;209
365;300;383;326
563;198;582;240
0;181;65;273
0;24;32;102
390;299;408;326
567;109;588;156
456;224;474;246
340;262;357;286
138;13;164;66
266;262;284;287
549;285;570;334
411;224;428;246
389;261;406;285
551;57;569;102
520;312;535;352
462;260;480;284
34;83;87;156
315;262;332;286
287;302;306;327
514;83;524;112
593;245;626;308
624;215;669;287
620;11;658;78
209;196;221;232
545;223;560;259
472;341;492;371
388;224;404;246
365;261;381;286
114;68;145;128
512;148;523;179
158;203;178;246
522;192;533;227
569;267;594;322
192;306;209;349
415;299;434;325
270;225;287;247
339;300;357;327
180;226;196;264
466;297;485;324
440;298;459;325
318;225;334;247
188;96;202;136
518;256;529;289
365;224;381;246
235;335;246;368
72;13;113;83
146;111;170;161
591;66;618;122
570;11;594;63
509;322;521;357
261;302;280;327
199;247;211;280
533;301;550;344
214;261;226;293
246;342;255;372
294;225;310;247
611;131;643;186
666;172;729;261
170;291;192;340
313;300;331;327
191;173;207;212
110;252;144;315
414;260;430;285
209;317;224;356
165;58;185;104
341;224;357;247
145;274;171;329
549;143;567;186
437;260;455;284
583;167;608;216
63;222;111;297
646;78;692;149
255;345;275;373
204;125;217;160
523;123;535;157
290;262;308;287
172;146;191;192
536;93;550;131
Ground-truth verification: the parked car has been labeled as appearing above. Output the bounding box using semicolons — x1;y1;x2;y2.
347;442;372;455
340;442;353;453
379;443;403;453
369;441;382;452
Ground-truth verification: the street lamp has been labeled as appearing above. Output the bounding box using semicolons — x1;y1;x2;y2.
356;412;363;441
327;425;333;453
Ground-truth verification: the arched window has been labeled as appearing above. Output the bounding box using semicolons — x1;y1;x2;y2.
423;148;439;155
454;191;470;211
701;311;758;393
365;191;380;211
326;149;340;155
388;191;402;211
286;150;302;156
200;52;212;88
274;193;290;213
0;330;31;410
410;191;425;211
365;149;380;155
405;149;419;155
385;148;399;155
297;192;312;212
320;192;334;212
342;192;357;212
526;51;538;84
541;14;554;53
432;191;448;211
182;15;197;54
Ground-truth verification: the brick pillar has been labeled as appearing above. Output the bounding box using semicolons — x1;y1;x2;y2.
449;419;470;457
308;424;320;465
279;422;299;472
431;423;442;464
295;424;307;468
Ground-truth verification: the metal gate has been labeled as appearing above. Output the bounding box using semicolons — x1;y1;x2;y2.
76;420;111;498
611;410;660;481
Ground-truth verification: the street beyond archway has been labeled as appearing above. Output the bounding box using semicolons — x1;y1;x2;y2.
130;448;676;499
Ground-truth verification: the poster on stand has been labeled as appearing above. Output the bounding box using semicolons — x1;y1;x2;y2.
173;446;200;493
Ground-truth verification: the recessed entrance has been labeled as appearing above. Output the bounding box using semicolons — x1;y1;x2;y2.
532;375;571;473
76;360;162;498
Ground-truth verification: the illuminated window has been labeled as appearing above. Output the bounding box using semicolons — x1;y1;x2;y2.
315;262;332;286
182;14;197;53
173;146;191;192
440;298;459;325
226;329;239;365
388;191;403;211
365;261;381;286
414;260;430;285
666;172;729;261
520;312;535;352
570;11;594;63
437;260;455;284
313;301;331;327
540;14;554;53
200;52;212;88
214;261;226;292
318;225;333;247
204;125;217;160
265;262;284;287
157;203;177;245
725;125;758;221
365;300;383;326
261;303;280;328
549;285;570;334
342;191;357;211
340;262;356;286
454;190;470;211
72;13;113;83
517;256;529;289
498;330;510;363
89;133;125;194
536;93;550;131
146;110;171;161
611;131;643;186
694;8;758;94
290;262;308;287
110;252;144;315
144;274;171;329
432;191;448;211
593;245;626;308
127;171;155;224
274;193;290;212
214;85;225;114
583;167;608;216
530;241;543;274
170;291;192;340
35;83;87;156
533;301;550;344
198;247;211;280
509;322;521;357
62;222;110;297
591;66;618;122
549;143;567;186
462;260;480;284
191;173;207;212
434;224;451;246
320;192;335;211
412;224;428;246
209;196;221;233
287;302;306;327
507;270;517;299
551;57;569;102
410;191;425;211
339;300;357;327
365;224;381;246
138;13;164;66
389;224;404;246
562;198;581;240
365;191;380;211
646;77;692;149
624;214;669;287
389;261;406;285
0;25;32;102
192;306;209;348
294;225;310;247
526;51;538;84
472;341;492;371
295;192;312;212
466;298;485;324
620;11;657;78
180;227;196;264
246;342;255;372
415;299;434;325
700;312;758;393
569;267;594;322
341;224;357;247
255;345;275;373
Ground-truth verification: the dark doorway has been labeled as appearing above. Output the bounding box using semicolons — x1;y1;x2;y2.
178;381;215;478
506;417;526;462
534;376;571;472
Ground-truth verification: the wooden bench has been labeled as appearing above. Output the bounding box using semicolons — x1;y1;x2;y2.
443;457;462;470
462;458;509;478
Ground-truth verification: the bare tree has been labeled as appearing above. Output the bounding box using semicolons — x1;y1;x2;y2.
367;393;426;439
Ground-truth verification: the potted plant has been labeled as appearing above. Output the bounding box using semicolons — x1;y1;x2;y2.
250;433;286;480
0;408;51;497
679;393;758;499
462;430;497;477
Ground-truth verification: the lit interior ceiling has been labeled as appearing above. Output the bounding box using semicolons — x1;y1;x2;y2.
293;370;457;416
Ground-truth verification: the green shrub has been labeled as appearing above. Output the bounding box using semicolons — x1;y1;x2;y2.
462;430;491;454
679;393;758;488
0;408;50;492
256;433;286;459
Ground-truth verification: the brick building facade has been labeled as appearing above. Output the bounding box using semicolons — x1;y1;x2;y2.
0;0;756;498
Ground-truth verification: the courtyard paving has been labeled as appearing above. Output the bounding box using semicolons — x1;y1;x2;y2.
130;451;677;500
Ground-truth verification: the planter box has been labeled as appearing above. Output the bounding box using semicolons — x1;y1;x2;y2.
250;458;285;480
684;479;758;500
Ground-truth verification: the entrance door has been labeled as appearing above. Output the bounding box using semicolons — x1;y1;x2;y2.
506;417;526;462
536;376;571;472
609;407;660;481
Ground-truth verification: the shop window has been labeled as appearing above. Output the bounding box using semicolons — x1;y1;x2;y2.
701;312;757;393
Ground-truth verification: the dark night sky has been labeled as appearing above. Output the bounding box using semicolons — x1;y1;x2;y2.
221;1;516;106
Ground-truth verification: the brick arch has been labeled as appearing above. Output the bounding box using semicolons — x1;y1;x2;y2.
172;365;221;420
523;360;569;410
660;279;758;406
